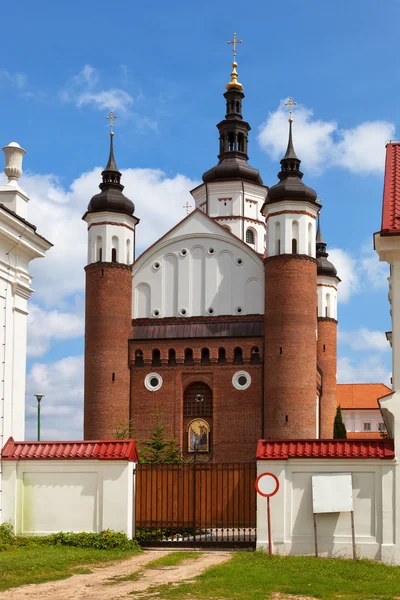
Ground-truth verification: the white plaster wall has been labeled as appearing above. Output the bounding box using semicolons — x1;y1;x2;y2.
85;211;136;265
191;181;267;254
264;201;319;258
342;409;386;434
2;459;135;536
256;459;397;563
317;276;338;319
132;211;264;318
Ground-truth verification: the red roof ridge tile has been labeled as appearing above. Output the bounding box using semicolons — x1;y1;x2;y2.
1;438;139;462
256;438;394;460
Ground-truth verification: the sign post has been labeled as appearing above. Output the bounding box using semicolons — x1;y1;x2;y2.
255;472;280;555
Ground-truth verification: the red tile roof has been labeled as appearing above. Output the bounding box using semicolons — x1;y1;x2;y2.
256;439;394;460
381;142;400;234
1;438;139;462
346;432;382;440
337;383;391;410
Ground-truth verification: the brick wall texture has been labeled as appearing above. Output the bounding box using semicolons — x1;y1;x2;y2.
317;318;338;438
84;262;132;439
263;254;318;439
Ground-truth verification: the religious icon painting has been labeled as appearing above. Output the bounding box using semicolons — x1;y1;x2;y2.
187;419;210;453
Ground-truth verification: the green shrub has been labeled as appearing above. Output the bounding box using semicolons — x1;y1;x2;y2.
0;526;140;552
0;522;14;550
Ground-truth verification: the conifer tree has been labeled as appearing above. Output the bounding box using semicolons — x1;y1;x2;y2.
333;405;347;439
140;410;182;463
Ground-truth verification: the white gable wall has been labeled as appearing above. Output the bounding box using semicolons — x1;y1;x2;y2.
132;211;264;318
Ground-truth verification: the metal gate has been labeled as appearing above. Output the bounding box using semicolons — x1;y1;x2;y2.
135;462;256;547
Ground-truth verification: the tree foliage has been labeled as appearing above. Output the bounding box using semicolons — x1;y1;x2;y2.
333;405;347;439
140;410;182;463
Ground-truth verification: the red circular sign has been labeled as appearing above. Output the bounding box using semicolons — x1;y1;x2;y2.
255;472;279;497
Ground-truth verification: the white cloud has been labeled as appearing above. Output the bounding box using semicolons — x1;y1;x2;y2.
337;355;391;386
359;243;389;290
0;70;28;90
329;248;360;303
60;64;134;114
338;327;389;353
27;303;84;357
258;99;395;175
25;355;84;440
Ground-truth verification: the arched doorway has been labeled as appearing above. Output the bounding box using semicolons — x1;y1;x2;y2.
183;382;212;455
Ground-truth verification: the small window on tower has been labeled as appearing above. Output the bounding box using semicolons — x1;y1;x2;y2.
251;347;260;365
152;349;161;367
111;248;117;262
246;229;255;244
292;238;298;254
218;347;226;364
201;348;210;366
184;348;194;366
168;349;176;366
233;347;243;365
135;350;144;367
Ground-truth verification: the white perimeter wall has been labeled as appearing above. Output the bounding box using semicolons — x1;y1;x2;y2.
2;460;135;536
256;459;397;564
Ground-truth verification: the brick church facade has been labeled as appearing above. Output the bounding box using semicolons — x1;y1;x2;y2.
83;58;340;462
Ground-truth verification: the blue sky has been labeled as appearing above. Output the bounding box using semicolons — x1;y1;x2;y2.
1;0;398;439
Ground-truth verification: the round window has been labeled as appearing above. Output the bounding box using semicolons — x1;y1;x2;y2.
153;261;161;270
232;370;252;391
144;373;163;392
236;307;243;314
180;248;188;257
236;258;243;266
207;307;214;315
208;247;215;255
180;308;187;316
152;309;160;317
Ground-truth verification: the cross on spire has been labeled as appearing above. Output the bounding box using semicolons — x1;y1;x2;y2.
183;201;192;215
106;110;117;136
227;33;242;59
285;97;297;122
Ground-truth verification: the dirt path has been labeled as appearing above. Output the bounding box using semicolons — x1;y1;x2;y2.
0;550;232;600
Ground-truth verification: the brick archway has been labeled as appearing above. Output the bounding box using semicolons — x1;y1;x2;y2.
183;382;213;418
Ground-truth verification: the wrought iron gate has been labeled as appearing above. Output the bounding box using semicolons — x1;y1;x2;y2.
135;462;256;547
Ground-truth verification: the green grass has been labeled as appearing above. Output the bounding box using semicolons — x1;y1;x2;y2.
0;546;138;591
146;551;203;569
106;570;144;584
150;551;400;600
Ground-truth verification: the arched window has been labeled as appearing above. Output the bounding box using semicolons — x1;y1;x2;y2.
184;348;194;366
308;222;313;256
168;349;176;366
326;293;331;318
201;348;210;366
251;347;260;365
152;349;161;367
274;222;281;255
228;132;235;151
292;221;299;254
234;347;243;365
218;347;226;364
135;349;144;366
246;229;255;244
237;133;244;152
236;101;240;113
184;382;212;417
126;239;131;264
96;236;103;262
112;236;119;263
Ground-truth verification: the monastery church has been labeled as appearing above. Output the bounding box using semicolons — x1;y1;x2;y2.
83;54;340;462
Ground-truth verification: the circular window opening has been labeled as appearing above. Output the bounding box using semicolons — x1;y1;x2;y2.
207;307;214;315
180;308;187;316
144;373;163;392
152;309;160;317
236;258;243;266
236;307;243;314
153;261;161;270
232;370;252;391
208;247;215;255
180;248;188;257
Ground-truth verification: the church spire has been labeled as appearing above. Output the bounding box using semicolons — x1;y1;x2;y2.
202;34;263;186
316;212;338;278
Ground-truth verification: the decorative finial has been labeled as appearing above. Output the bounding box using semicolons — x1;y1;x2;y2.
106;110;117;136
2;142;26;186
183;201;192;215
285;97;297;123
226;33;243;91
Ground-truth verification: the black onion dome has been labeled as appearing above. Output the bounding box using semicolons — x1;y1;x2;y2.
316;215;339;278
266;120;317;205
202;81;263;186
87;135;135;217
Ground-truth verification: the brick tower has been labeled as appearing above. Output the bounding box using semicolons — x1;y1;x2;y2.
83;123;139;439
262;109;321;439
316;216;340;437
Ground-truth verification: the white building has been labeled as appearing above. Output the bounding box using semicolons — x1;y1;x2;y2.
0;143;52;524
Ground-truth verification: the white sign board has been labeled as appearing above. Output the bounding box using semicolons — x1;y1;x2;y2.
312;473;353;514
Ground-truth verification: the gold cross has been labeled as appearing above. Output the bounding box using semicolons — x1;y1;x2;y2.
285;97;297;117
106;110;117;135
227;33;242;59
183;201;192;215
